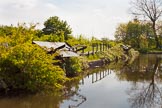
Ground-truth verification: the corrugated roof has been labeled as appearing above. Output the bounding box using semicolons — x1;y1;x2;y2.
33;41;71;50
33;41;79;57
60;50;79;57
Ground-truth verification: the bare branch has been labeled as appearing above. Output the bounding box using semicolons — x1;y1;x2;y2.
131;0;162;22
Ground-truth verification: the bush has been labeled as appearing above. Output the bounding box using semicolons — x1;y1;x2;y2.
138;48;149;54
0;43;65;92
64;57;84;77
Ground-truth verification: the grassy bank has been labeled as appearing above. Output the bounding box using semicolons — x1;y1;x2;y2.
138;48;162;54
87;44;139;68
65;44;139;77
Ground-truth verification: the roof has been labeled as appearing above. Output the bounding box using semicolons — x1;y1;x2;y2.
33;41;72;51
60;50;79;57
33;41;79;57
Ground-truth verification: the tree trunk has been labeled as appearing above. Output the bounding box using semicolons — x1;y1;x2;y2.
152;21;160;48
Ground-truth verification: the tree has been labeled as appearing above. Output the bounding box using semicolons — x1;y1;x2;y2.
115;19;153;48
126;56;162;108
131;0;162;48
115;23;127;41
0;24;66;92
0;43;65;91
42;16;72;41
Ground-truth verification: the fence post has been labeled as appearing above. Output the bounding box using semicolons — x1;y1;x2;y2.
92;44;95;54
100;43;102;51
82;49;84;54
103;43;104;51
96;43;98;52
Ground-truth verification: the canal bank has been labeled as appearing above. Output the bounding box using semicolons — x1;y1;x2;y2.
87;44;139;69
63;44;139;78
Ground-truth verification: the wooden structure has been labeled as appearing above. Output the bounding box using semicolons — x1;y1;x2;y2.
33;41;111;57
84;43;111;56
72;45;87;54
33;41;79;57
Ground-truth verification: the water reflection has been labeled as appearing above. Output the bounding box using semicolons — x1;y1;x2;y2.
83;69;111;84
2;54;162;108
114;54;162;108
67;68;112;108
0;93;63;108
68;93;86;108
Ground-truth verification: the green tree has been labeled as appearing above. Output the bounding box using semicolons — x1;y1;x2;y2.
42;16;72;41
64;57;82;77
0;25;14;37
0;24;66;92
0;23;37;46
115;23;127;41
0;43;65;91
115;19;153;48
131;0;162;48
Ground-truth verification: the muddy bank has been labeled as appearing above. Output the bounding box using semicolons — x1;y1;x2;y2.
88;59;106;69
87;49;139;69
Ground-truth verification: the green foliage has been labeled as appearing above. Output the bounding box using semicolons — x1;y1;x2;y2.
65;37;78;46
87;54;100;61
139;34;149;48
115;20;154;49
0;23;37;46
0;25;14;36
36;34;60;42
0;43;65;91
42;16;72;41
0;24;67;92
86;44;128;62
64;57;82;77
138;48;149;54
115;23;127;41
78;56;89;70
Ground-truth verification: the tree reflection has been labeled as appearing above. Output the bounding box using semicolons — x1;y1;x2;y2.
66;66;111;108
125;55;162;108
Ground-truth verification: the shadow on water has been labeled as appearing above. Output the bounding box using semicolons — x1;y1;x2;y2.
113;54;162;108
67;54;162;108
67;66;112;108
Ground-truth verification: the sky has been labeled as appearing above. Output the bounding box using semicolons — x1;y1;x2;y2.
0;0;133;39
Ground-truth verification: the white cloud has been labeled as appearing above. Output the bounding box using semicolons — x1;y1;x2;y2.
0;0;131;39
0;0;60;25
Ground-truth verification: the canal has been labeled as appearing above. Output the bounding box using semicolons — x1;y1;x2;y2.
1;54;162;108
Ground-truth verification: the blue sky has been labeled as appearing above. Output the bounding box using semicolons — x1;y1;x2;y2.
0;0;132;39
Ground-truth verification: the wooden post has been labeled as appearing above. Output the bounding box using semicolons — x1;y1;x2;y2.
96;43;98;52
103;71;104;78
108;44;110;49
92;44;94;54
92;73;94;83
96;73;98;82
100;43;102;51
106;43;108;50
103;43;105;51
82;78;84;85
76;47;77;53
82;49;84;54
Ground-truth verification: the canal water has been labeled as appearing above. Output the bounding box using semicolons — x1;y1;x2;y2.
1;54;162;108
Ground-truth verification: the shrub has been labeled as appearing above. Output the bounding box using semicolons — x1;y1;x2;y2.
138;48;149;54
0;43;65;92
64;57;83;77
